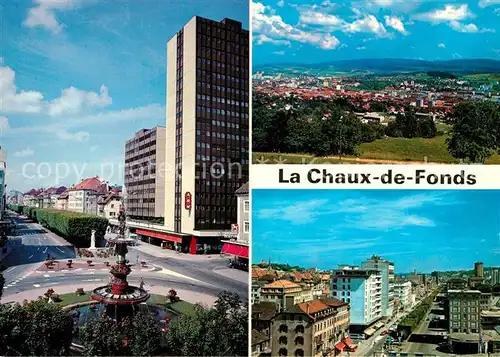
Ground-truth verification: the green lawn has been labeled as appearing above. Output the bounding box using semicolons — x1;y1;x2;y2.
56;292;93;307
253;133;500;164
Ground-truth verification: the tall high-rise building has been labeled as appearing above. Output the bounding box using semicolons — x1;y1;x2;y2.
491;269;500;285
330;267;382;333
165;16;249;252
474;262;484;278
124;127;167;220
362;256;395;317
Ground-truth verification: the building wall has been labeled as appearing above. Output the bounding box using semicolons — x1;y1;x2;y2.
237;192;249;242
68;191;84;213
180;17;197;235
103;198;121;219
165;33;177;231
362;259;394;317
124;127;166;219
448;291;481;333
394;281;413;310
271;315;314;357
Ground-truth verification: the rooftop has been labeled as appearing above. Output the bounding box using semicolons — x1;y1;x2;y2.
263;279;300;289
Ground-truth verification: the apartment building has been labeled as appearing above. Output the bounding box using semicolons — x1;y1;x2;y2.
97;188;122;219
393;281;413;311
330;267;383;334
270;298;352;357
261;280;307;312
448;290;482;333
124;127;166;220
68;177;108;214
235;181;249;242
164;16;249;252
362;256;395;317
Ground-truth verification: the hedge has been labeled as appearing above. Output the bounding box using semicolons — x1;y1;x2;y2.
9;205;108;246
8;204;25;215
397;288;440;336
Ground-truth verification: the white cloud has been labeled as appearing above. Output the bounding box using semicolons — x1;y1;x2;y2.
277;0;284;6
384;16;408;35
495;8;500;14
452;52;463;59
48;85;112;116
0;60;112;116
257;199;329;224
413;4;473;22
345;15;389;37
438;42;446;48
24;0;89;34
14;148;35;158
0;117;10;131
299;10;345;26
252;1;341;50
90;145;99;152
273;50;286;55
479;0;500;7
357;46;367;50
449;20;478;33
254;34;291;46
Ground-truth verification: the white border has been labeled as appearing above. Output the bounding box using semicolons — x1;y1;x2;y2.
251;164;500;189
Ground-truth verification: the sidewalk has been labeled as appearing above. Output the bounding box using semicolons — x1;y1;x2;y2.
106;233;226;262
1;283;217;307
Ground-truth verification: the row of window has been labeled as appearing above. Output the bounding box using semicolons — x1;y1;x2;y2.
197;58;246;72
125;130;157;149
196;94;248;107
196;154;249;165
196;105;248;119
197;69;247;83
198;47;247;63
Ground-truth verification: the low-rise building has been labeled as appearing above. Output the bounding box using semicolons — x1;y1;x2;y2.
261;280;304;311
270;298;352;357
448;290;482;334
97;188;122;219
68;177;108;214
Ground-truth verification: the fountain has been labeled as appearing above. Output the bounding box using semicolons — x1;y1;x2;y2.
90;205;149;320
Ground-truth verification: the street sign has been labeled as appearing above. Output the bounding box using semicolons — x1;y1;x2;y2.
184;192;192;210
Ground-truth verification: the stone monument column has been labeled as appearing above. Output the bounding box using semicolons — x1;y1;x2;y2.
90;229;96;249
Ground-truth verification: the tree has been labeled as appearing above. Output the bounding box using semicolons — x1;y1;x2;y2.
447;101;500;163
165;292;248;356
0;273;4;300
0;300;74;356
78;312;160;356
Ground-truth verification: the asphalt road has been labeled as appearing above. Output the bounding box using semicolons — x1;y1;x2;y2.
2;214;248;301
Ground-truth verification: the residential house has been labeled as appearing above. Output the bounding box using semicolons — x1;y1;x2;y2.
68;177;109;214
97;188;122;219
270;298;352;357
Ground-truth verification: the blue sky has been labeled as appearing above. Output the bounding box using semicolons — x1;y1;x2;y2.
252;0;500;65
252;190;500;273
1;0;248;192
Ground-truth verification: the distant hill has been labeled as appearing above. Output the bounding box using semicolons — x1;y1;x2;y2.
255;58;500;76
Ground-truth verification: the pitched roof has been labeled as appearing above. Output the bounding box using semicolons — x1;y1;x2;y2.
252;301;278;321
264;279;300;289
251;329;270;346
235;182;249;195
287;297;346;316
72;176;104;191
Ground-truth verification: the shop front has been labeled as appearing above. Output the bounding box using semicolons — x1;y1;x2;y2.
221;240;249;270
134;229;222;255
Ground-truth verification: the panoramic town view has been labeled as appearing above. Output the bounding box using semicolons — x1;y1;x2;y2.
251;189;500;356
252;0;500;164
0;0;249;355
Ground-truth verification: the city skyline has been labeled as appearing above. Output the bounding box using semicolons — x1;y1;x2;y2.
252;0;500;65
1;0;248;192
252;189;500;272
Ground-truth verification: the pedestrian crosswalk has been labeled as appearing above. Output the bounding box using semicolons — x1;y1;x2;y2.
4;271;34;290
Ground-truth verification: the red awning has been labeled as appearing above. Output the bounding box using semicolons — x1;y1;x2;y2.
221;243;249;259
335;342;345;351
136;229;182;243
345;337;354;346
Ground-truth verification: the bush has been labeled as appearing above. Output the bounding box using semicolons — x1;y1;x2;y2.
167;289;179;303
76;288;85;296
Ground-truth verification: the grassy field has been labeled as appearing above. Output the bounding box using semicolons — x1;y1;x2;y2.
253;133;500;164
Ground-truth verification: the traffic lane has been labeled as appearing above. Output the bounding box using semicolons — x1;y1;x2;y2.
3;270;226;298
129;249;248;298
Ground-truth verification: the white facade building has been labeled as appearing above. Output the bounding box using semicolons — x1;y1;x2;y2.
393;281;413;310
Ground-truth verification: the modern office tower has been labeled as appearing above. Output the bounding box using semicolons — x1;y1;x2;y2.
475;262;484;278
492;269;500;285
124;127;166;220
330;267;383;335
362;256;395;317
165;16;249;251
